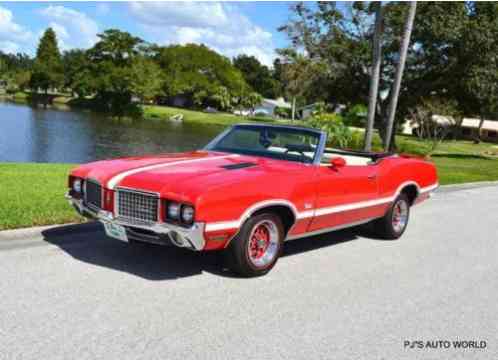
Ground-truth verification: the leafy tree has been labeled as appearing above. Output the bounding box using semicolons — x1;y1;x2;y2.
87;29;144;116
279;2;498;147
241;92;263;114
30;28;63;94
130;56;163;103
12;70;31;91
62;49;93;97
276;48;326;120
155;44;248;110
456;2;498;141
233;55;280;98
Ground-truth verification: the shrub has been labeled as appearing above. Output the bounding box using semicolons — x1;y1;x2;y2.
343;103;368;127
407;98;462;157
309;113;353;148
274;106;291;119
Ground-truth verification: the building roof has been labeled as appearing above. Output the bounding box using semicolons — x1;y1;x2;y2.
297;103;319;111
461;118;498;131
262;97;291;108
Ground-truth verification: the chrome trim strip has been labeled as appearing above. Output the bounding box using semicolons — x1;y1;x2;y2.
285;218;376;241
107;154;239;190
312;129;328;165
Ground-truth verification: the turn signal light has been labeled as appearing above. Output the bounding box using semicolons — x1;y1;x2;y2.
103;189;114;212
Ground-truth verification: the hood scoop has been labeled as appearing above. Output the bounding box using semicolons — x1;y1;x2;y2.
220;162;257;170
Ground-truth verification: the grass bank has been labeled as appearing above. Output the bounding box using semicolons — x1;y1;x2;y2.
0;163;83;231
142;105;285;126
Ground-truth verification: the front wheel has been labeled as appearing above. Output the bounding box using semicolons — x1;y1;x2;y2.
372;194;410;239
225;213;284;277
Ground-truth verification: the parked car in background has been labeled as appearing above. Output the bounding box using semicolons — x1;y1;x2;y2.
66;124;438;276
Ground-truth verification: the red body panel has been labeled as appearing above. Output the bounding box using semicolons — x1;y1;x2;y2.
69;150;438;250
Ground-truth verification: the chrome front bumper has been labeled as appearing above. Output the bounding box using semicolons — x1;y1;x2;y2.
65;192;206;251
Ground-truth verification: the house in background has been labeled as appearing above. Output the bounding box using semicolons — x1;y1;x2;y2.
460;118;498;142
402;114;498;143
297;103;347;120
297;103;319;120
253;98;291;117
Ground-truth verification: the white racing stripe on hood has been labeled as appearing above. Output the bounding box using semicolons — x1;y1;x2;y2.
107;154;239;190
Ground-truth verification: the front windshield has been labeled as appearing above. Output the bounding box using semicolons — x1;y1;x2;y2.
207;125;321;164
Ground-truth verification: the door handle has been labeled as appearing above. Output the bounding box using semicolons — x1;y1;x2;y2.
368;174;377;179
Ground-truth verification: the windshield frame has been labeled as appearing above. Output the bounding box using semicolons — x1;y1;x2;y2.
204;123;327;165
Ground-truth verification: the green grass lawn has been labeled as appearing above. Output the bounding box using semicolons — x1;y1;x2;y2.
395;135;498;185
432;155;498;185
0;163;83;231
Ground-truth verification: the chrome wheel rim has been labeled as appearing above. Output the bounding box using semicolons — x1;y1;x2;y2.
247;220;279;268
392;199;409;233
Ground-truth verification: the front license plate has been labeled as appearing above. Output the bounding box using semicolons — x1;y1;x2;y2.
103;221;128;242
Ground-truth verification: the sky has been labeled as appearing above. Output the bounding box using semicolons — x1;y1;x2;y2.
0;1;297;66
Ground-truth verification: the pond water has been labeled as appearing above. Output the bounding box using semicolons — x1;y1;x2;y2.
0;101;224;164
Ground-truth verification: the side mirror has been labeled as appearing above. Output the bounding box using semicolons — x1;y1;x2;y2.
330;157;346;168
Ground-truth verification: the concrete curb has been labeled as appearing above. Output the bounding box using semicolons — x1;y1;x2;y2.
0;222;100;242
1;180;498;241
438;180;498;193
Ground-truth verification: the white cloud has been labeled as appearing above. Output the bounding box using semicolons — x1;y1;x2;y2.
128;2;276;66
40;5;99;50
0;5;32;53
129;2;228;28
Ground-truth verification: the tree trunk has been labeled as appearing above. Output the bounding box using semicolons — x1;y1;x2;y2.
477;113;485;141
291;97;296;122
384;1;417;151
364;2;383;152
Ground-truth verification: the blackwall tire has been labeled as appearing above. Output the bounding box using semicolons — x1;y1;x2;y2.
225;213;284;277
373;194;410;240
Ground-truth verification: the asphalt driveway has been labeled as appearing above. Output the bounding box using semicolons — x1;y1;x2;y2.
0;185;497;358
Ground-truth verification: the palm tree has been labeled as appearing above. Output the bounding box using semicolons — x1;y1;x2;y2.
364;2;384;151
384;1;417;151
277;49;318;121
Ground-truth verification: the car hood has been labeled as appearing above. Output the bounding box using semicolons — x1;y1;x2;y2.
72;150;306;202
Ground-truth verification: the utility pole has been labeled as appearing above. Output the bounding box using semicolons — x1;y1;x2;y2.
364;2;383;151
384;1;417;151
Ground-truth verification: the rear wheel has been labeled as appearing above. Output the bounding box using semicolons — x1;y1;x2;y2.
373;194;410;239
225;213;284;277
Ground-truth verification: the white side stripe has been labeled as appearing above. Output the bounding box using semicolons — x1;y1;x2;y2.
107;154;239;189
205;221;241;232
312;196;393;217
204;182;439;232
420;183;439;193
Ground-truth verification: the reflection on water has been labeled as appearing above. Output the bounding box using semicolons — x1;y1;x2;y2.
0;101;223;163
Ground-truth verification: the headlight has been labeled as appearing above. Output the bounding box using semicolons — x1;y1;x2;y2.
181;205;194;224
73;179;82;193
167;202;180;219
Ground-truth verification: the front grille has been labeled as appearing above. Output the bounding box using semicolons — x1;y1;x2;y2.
84;180;102;210
116;188;159;223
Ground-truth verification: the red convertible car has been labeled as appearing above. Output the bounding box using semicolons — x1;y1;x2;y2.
66;124;438;276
